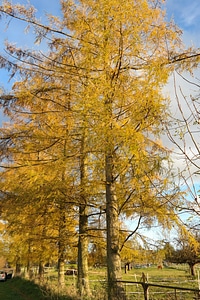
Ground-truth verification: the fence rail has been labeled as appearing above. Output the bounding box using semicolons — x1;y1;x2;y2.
117;280;200;300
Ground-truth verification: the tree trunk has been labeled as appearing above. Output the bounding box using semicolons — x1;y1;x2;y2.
77;206;90;296
26;241;32;279
77;135;90;296
58;209;66;288
105;154;126;300
58;255;65;288
38;260;44;279
26;257;30;279
189;263;195;276
15;256;21;275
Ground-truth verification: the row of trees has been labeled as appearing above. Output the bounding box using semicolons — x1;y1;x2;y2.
0;1;200;299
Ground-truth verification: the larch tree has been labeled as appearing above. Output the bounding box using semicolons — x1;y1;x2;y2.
0;15;95;294
1;1;200;300
0;42;79;285
62;1;199;298
0;149;77;281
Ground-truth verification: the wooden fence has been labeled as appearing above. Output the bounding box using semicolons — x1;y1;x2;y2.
117;280;200;300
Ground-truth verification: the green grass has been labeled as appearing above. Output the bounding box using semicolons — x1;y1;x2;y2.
63;265;200;299
0;277;78;300
88;265;200;299
123;266;197;286
119;265;200;300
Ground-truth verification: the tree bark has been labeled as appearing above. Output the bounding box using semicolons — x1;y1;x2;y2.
189;263;195;276
15;255;21;275
58;256;65;288
38;260;44;280
77;206;90;296
106;153;126;300
57;209;66;288
77;134;90;296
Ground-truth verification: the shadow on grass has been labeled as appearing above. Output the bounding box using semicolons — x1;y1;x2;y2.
9;276;79;300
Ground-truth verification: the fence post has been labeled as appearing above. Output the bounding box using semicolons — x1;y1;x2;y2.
141;283;149;300
174;288;177;300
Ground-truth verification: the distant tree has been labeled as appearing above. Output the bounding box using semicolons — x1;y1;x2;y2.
165;232;200;276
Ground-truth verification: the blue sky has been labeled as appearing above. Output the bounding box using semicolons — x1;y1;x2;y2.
166;0;200;30
166;0;200;47
0;1;61;91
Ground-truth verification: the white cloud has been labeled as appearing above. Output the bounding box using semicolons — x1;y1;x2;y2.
179;3;200;26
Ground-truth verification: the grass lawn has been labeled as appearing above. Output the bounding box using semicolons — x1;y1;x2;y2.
87;265;200;299
87;264;195;284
